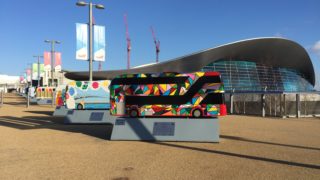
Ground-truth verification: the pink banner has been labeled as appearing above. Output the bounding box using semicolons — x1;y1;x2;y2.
55;52;61;67
26;69;31;75
44;51;51;66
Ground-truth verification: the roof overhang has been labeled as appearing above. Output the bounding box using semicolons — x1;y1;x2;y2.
65;37;315;86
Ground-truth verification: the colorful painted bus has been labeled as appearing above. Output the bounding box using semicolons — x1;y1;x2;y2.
110;72;225;118
65;80;110;110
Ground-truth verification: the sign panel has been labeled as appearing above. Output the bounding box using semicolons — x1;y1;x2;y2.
76;23;88;60
89;112;104;121
44;51;51;71
93;25;105;61
153;122;175;136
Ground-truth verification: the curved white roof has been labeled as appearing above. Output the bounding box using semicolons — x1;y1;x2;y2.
65;37;315;86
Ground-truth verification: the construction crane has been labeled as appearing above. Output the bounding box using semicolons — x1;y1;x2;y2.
150;26;160;63
124;13;131;69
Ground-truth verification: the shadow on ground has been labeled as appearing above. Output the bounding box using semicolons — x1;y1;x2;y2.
148;141;320;170
0;114;319;170
25;111;55;116
220;135;320;151
0;115;113;140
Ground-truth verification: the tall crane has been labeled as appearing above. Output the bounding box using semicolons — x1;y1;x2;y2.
150;26;160;63
124;13;131;69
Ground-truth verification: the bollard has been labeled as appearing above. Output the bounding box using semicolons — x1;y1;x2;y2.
230;93;234;114
52;91;55;107
27;90;30;108
1;91;3;107
261;94;266;117
296;94;301;118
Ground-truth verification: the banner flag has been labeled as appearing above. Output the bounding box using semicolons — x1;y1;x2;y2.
76;23;88;60
93;25;106;61
32;63;45;80
32;63;38;80
55;52;62;72
26;69;31;82
44;51;51;71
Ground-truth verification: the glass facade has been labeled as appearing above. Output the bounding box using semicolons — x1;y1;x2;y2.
201;60;314;93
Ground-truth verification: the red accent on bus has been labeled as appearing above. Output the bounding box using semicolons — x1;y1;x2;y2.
204;72;220;76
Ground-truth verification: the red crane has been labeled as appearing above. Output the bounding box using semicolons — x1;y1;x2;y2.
150;26;160;63
124;13;131;69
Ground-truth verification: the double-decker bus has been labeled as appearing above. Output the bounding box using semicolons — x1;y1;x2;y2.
110;72;225;118
65;80;110;110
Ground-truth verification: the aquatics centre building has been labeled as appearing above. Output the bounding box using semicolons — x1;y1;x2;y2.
65;37;319;117
66;37;316;93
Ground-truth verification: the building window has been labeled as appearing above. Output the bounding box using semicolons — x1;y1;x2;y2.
201;60;314;93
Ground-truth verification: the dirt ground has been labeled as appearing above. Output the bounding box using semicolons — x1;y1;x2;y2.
0;93;319;180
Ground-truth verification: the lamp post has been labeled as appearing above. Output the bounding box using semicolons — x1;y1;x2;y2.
76;1;104;82
33;55;43;87
44;40;61;87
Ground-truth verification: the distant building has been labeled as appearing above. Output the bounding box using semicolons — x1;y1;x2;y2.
0;74;20;93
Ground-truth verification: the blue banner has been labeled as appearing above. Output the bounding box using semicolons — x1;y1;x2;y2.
93;25;105;61
76;23;88;60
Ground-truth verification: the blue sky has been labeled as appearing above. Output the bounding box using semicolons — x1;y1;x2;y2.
0;0;320;87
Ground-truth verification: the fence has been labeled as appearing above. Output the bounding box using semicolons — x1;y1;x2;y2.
225;93;320;117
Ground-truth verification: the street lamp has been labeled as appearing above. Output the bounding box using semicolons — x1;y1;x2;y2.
76;1;104;82
44;40;61;87
33;55;43;87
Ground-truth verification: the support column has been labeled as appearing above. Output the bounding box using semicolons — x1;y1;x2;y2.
296;94;300;118
230;93;234;114
261;94;265;117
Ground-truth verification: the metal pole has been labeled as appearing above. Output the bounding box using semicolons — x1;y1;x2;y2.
37;56;40;87
51;42;55;87
89;2;93;82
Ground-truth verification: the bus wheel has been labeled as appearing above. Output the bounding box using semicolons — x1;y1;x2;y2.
192;109;202;118
129;109;139;117
77;104;84;110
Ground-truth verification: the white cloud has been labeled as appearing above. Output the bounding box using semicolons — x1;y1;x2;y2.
312;41;320;55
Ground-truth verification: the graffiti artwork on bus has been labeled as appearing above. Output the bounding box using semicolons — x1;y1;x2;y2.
65;80;110;110
110;72;225;118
